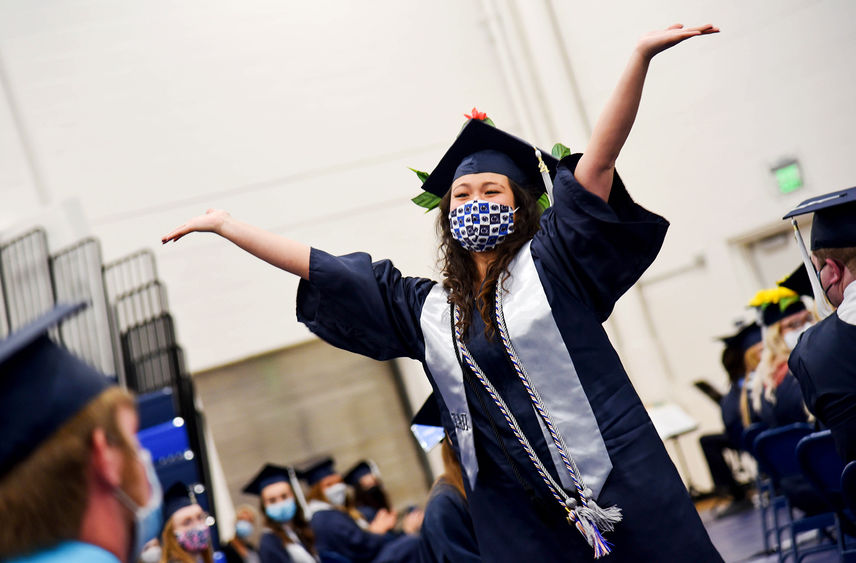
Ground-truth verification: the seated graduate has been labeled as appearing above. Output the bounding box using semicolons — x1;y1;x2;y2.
0;304;163;563
343;461;390;524
748;285;815;428
411;395;480;563
699;322;762;516
299;457;417;563
785;187;856;462
160;482;215;563
219;504;261;563
242;464;316;563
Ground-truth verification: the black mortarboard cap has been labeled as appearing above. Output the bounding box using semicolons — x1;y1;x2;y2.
410;394;446;452
411;393;442;428
762;300;806;327
296;456;337;487
242;463;292;496
779;265;813;298
419;119;559;198
343;461;373;487
719;322;762;354
0;302;113;476
783;186;856;250
163;481;194;523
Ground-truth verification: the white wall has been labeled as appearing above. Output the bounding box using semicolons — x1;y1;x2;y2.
3;0;855;489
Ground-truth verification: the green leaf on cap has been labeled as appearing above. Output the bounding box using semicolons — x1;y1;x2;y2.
408;167;430;184
412;191;442;212
537;193;551;213
778;295;800;312
482;116;496;127
551;143;572;160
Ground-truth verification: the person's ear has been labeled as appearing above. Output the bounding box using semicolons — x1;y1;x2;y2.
827;258;845;285
90;428;124;488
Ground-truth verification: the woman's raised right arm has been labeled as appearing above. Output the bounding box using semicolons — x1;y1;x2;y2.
162;209;311;280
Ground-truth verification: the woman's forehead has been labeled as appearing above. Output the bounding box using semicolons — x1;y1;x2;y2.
451;172;510;190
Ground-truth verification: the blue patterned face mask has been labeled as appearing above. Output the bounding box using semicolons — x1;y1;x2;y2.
449;199;516;252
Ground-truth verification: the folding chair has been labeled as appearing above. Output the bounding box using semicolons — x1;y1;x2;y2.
797;430;856;559
755;423;836;562
743;422;775;552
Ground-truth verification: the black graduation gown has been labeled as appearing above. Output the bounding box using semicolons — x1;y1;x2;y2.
310;508;416;563
297;158;722;562
758;372;808;429
258;531;294;563
417;479;479;563
789;313;856;462
720;381;744;450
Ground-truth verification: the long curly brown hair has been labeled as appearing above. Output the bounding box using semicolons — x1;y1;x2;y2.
437;179;543;339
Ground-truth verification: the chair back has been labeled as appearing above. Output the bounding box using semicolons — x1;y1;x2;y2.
843;461;856;515
797;430;846;510
753;423;812;487
742;421;768;456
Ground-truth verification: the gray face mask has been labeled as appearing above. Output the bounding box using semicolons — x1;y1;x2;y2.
113;449;163;562
324;482;347;506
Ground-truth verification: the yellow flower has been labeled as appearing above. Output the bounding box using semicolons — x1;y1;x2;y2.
748;286;798;308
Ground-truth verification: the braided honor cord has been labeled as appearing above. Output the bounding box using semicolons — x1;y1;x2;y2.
453;305;617;558
494;280;622;555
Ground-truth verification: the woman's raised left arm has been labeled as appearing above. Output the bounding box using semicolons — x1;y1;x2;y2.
574;23;719;202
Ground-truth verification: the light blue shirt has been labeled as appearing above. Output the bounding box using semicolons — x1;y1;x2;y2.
9;541;120;563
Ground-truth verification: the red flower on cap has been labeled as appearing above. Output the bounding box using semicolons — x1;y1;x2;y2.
464;107;487;121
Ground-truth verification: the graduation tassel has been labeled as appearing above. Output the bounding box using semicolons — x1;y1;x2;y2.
568;505;613;558
791;218;835;319
535;148;554;204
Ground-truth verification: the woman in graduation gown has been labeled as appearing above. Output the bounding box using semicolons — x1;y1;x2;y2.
160;482;216;563
748;288;814;428
163;23;723;561
298;458;419;563
242;464;317;563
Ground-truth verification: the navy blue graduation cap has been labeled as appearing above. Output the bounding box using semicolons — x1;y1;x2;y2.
343;461;373;487
410;394;446;452
779;265;813;298
719;322;762;354
296;456;337;487
419;119;559;199
163;481;195;523
0;302;113;477
242;463;292;496
783;186;856;250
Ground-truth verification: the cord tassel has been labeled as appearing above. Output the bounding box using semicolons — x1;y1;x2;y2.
578;498;623;533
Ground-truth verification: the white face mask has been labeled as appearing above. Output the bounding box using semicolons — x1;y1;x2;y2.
783;322;813;351
139;544;162;563
324;482;347;507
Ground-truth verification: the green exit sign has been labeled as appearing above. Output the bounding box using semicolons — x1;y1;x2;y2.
773;161;803;194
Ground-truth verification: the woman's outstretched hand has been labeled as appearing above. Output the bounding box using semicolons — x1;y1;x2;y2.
637;23;719;60
162;209;230;244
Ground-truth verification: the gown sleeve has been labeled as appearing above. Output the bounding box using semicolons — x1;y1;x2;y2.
296;248;436;361
311;510;395;563
532;154;670;321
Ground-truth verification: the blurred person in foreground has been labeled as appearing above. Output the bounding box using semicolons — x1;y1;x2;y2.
785;187;856;462
0;304;162;562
